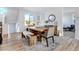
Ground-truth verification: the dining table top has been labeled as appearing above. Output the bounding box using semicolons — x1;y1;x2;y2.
27;27;48;32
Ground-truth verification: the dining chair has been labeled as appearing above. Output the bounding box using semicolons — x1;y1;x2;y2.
41;27;54;47
22;31;37;47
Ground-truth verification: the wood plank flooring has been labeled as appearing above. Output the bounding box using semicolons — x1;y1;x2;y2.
54;31;78;51
0;31;79;51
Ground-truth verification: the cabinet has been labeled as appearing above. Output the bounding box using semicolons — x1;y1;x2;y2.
0;22;2;44
54;26;59;36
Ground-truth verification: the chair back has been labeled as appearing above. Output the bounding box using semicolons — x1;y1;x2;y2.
23;31;33;37
47;27;54;37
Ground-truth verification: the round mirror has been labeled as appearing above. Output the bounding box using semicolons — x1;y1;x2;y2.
48;14;56;22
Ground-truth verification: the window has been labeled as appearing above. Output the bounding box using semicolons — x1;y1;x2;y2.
24;14;35;27
0;8;7;14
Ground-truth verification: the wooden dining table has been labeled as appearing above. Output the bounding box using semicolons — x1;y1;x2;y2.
27;27;48;42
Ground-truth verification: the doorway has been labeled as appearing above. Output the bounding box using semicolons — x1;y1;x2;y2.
62;8;75;39
8;23;16;39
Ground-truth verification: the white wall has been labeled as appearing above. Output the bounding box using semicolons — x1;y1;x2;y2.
41;8;63;36
75;8;79;39
0;14;3;22
16;10;25;32
0;7;63;36
17;7;63;36
2;8;19;34
57;8;63;36
17;9;44;31
44;8;63;36
5;8;18;23
63;13;75;27
36;13;45;27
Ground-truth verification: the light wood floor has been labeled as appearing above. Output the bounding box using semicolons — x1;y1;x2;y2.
54;31;78;51
1;31;79;51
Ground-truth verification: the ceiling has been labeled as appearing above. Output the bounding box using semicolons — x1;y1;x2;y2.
22;7;62;13
63;7;75;13
5;7;76;14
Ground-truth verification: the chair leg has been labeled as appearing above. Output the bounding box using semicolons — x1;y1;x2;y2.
52;36;54;43
39;36;42;42
26;36;30;46
37;35;42;42
45;38;49;47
